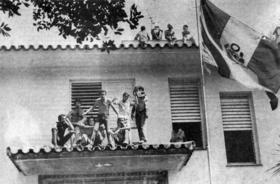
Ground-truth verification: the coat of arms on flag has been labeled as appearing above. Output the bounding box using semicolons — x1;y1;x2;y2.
200;0;280;110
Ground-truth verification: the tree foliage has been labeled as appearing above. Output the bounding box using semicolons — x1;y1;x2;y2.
0;22;11;36
0;0;143;50
0;0;29;36
32;0;143;44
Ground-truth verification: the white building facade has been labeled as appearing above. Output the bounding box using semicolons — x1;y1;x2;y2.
1;42;280;184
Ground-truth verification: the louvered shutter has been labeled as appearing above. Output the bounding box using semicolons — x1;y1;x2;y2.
102;79;135;128
71;82;102;118
220;95;252;131
169;79;202;124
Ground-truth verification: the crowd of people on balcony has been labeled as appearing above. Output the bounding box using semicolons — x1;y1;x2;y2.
134;24;195;46
52;86;148;148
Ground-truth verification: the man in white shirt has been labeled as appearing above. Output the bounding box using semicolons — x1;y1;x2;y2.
134;26;150;47
111;92;131;145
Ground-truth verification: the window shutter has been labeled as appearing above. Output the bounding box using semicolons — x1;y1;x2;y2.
220;95;252;131
169;79;201;123
71;82;102;118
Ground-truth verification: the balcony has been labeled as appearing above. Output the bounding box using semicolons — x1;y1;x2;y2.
7;142;195;176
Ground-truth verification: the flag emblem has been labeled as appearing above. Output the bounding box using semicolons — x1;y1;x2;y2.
200;0;280;110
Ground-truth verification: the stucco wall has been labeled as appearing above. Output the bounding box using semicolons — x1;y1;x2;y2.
1;47;279;184
204;72;280;184
168;70;280;184
169;150;210;184
0;47;200;184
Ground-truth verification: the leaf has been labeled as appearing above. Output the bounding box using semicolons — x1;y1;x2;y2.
117;28;124;32
4;32;10;37
103;26;108;36
24;2;30;7
114;31;122;35
4;26;11;31
4;0;143;44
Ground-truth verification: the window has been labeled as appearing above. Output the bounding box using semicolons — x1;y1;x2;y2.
71;82;102;119
220;93;259;164
39;171;168;184
169;78;203;147
71;79;135;128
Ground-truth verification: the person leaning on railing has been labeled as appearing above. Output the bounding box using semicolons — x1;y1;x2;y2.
170;128;186;143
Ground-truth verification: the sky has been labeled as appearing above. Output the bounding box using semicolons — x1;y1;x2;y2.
1;0;280;47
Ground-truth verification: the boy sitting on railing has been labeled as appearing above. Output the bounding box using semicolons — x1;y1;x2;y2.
52;114;75;147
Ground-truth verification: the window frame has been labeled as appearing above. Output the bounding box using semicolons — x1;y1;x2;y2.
70;80;102;119
69;78;136;105
168;77;206;149
39;171;168;184
219;92;261;166
69;78;136;127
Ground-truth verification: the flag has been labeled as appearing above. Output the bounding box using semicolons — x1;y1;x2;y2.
200;0;280;110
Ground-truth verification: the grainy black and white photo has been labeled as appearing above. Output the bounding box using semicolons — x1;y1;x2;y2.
1;0;280;183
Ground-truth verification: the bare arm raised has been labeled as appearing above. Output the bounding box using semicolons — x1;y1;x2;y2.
84;100;99;115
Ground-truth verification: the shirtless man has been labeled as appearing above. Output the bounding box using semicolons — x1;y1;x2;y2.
85;90;118;145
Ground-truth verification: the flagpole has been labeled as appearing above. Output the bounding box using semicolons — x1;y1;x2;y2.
194;0;213;184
